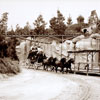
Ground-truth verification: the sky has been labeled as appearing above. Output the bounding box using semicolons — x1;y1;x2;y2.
0;0;100;30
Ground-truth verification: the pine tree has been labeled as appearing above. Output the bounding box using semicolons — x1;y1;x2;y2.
77;15;84;24
49;10;66;34
0;12;8;34
67;16;73;26
23;22;31;35
33;15;46;34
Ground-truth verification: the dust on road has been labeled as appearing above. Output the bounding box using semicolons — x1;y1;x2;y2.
0;69;100;100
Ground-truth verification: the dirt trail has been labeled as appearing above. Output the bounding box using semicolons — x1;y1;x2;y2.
0;69;100;100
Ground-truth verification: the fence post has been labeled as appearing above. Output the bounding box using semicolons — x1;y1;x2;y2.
61;36;63;59
86;52;89;76
51;44;52;57
78;62;80;71
74;53;76;74
91;52;93;70
73;42;76;74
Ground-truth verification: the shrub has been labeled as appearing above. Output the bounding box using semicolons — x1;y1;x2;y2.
0;58;20;74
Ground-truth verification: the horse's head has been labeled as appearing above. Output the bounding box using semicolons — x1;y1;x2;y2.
60;58;66;64
36;53;46;63
43;54;47;59
53;57;57;62
68;58;74;64
48;57;54;62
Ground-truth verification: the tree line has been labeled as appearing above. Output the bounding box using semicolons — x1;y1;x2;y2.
0;10;100;36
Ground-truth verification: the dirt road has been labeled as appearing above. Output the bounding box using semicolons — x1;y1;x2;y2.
0;69;100;100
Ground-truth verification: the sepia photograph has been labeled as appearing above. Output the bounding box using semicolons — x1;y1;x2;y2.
0;0;100;100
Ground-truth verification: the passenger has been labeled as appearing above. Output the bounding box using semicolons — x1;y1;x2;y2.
34;47;38;53
37;46;43;54
27;49;32;59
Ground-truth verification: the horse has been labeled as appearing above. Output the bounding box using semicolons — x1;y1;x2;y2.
63;58;74;73
36;52;47;69
50;57;58;71
42;57;54;71
54;58;66;73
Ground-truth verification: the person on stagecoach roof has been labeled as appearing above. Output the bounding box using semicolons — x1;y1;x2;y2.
27;47;38;59
37;46;43;53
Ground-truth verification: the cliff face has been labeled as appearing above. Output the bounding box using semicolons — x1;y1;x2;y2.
16;37;32;65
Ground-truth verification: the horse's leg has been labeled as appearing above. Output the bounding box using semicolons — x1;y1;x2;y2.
36;62;39;70
65;66;68;73
32;63;34;69
45;65;47;71
70;67;72;72
60;67;63;73
50;65;53;71
34;62;36;69
55;66;58;73
43;64;45;70
51;66;54;71
63;67;65;74
62;67;65;74
53;66;55;71
66;67;68;73
46;65;48;71
36;63;39;70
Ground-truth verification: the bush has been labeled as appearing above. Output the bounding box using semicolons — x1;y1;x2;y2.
0;58;20;74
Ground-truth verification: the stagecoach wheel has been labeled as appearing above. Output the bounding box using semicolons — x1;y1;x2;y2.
27;60;31;69
35;63;40;70
25;59;29;68
29;64;32;69
34;62;38;70
32;64;34;69
28;64;31;69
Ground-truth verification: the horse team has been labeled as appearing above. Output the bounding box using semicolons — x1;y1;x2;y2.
27;47;74;73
